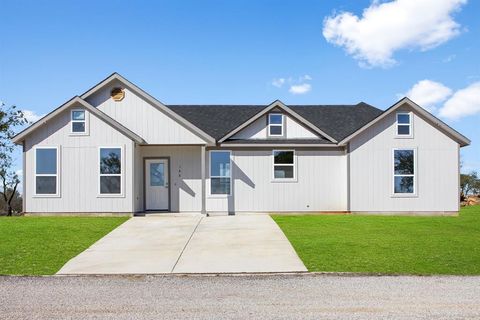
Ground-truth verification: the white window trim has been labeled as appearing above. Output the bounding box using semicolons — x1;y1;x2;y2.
33;146;60;197
268;113;284;137
395;112;413;138
272;149;297;182
98;146;125;198
392;148;417;197
70;109;89;136
208;150;232;197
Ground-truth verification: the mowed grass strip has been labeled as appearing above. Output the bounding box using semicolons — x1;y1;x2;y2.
273;206;480;275
0;216;128;275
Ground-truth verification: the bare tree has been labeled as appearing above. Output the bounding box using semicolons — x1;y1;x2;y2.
0;168;20;216
0;102;28;215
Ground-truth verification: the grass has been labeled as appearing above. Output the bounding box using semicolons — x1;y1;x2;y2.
273;206;480;275
0;216;128;275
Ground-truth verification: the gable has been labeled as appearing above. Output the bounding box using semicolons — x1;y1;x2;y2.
231;113;321;140
23;102;133;149
12;97;144;144
219;100;338;143
350;103;460;152
84;79;209;145
340;98;470;147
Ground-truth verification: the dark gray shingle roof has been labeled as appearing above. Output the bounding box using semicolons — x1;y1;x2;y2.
166;102;383;142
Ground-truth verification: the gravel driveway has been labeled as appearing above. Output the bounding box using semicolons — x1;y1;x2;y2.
1;274;479;319
58;215;306;274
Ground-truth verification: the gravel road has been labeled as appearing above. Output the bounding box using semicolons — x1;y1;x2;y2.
1;274;479;319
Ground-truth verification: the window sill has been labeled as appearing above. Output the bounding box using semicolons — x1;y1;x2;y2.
395;135;414;139
207;194;231;198
32;194;61;198
97;194;125;198
391;194;418;198
271;179;298;183
69;132;89;136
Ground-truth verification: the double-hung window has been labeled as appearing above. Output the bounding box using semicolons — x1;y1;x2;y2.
99;147;122;195
210;151;231;195
393;149;416;195
268;114;284;136
35;147;59;196
273;150;295;180
71;109;87;134
396;112;412;137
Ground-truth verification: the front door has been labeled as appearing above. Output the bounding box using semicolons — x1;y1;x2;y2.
145;159;169;211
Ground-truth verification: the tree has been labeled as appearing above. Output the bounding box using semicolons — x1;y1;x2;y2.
0;103;28;216
472;176;480;196
460;171;479;201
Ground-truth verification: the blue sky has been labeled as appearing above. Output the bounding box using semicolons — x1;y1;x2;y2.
1;0;479;173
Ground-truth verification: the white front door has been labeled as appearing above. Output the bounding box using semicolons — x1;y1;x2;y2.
145;159;169;211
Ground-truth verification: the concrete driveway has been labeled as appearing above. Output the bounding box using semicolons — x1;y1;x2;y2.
57;215;307;274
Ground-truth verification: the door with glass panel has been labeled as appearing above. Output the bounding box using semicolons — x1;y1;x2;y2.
145;159;169;211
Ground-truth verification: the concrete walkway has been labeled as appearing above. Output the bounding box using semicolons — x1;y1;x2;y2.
57;215;307;274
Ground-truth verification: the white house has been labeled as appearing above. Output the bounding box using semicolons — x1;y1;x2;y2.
12;73;470;215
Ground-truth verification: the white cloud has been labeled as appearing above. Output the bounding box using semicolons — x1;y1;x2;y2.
404;80;452;111
443;54;457;63
15;169;22;177
271;75;313;95
300;74;312;81
323;0;467;67
272;78;286;88
289;83;312;95
439;82;480;120
22;110;45;123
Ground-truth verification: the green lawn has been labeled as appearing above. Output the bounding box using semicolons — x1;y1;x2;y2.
273;206;480;275
0;216;128;275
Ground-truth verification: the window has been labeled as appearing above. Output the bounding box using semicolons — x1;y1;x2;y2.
393;149;415;195
268;113;283;136
71;109;87;134
99;147;122;195
396;112;412;136
273;150;295;180
35;147;59;196
210;151;231;195
150;163;165;186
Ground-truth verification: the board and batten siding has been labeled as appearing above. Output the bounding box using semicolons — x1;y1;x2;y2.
231;114;320;140
206;148;347;212
85;79;206;144
135;146;203;212
24;104;134;213
348;105;459;213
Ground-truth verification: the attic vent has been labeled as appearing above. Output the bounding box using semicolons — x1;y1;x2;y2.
111;87;125;101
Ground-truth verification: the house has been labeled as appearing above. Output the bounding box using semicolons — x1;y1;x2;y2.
12;73;470;216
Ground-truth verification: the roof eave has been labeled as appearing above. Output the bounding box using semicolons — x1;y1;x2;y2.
219;143;339;148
